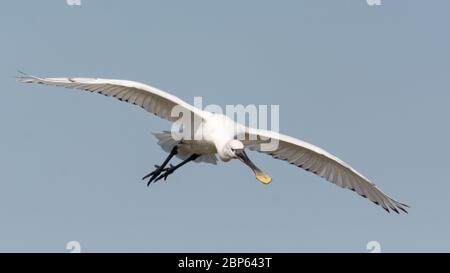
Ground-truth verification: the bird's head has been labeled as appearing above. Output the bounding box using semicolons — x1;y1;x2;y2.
224;139;245;158
224;140;272;184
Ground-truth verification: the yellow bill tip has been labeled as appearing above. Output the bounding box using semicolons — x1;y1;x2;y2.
256;172;272;184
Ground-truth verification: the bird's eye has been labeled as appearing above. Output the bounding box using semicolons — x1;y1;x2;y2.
231;148;235;152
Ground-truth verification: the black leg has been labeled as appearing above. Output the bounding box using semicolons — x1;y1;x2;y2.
142;146;178;186
154;154;199;182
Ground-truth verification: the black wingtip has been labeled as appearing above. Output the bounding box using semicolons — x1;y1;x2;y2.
15;70;28;80
398;206;408;214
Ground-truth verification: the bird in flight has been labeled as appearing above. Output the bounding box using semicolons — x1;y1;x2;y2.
20;73;408;213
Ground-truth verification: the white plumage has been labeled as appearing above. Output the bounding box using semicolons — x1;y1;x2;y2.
20;74;408;213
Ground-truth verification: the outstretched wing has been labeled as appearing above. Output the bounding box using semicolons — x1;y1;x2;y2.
20;74;207;122
243;128;408;213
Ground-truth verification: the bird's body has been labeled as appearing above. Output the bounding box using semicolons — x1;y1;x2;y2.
192;113;245;161
20;73;408;213
153;113;244;164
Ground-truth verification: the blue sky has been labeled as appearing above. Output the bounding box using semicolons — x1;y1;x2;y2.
0;0;449;252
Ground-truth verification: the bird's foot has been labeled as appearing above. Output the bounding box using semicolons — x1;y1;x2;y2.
142;165;169;186
154;164;176;182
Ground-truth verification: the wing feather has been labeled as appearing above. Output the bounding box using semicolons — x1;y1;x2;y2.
243;128;408;213
20;75;208;123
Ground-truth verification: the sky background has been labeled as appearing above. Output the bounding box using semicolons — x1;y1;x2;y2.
0;0;449;252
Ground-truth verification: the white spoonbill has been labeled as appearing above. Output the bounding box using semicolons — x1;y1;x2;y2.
20;74;408;213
